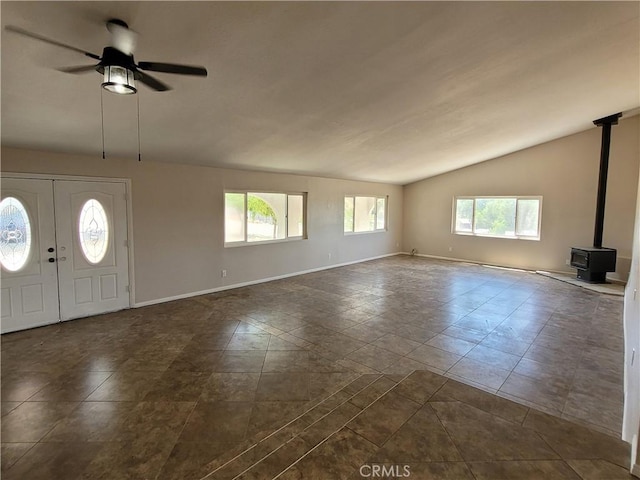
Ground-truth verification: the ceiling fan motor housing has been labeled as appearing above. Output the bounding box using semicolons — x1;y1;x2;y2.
106;19;129;30
97;47;139;77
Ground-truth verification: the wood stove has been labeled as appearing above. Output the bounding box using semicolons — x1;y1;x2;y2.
570;112;621;284
570;246;616;283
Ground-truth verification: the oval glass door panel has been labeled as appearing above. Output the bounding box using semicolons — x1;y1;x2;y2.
0;197;32;272
78;199;109;264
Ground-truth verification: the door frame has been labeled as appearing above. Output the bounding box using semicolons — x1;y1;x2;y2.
2;172;135;310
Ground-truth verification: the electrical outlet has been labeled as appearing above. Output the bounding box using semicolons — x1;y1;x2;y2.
221;270;227;278
448;246;453;252
328;253;332;260
565;259;570;266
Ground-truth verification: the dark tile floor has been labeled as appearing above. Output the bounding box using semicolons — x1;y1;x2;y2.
0;256;629;479
206;371;631;479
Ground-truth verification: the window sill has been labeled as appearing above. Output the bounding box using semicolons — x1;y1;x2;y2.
344;230;387;236
453;232;540;241
224;237;306;248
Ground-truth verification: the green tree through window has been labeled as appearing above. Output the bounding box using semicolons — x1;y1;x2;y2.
224;192;306;244
247;196;276;224
474;198;516;235
454;197;541;239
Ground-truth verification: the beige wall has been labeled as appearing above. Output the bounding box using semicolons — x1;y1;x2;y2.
2;115;637;305
1;148;403;305
403;115;640;281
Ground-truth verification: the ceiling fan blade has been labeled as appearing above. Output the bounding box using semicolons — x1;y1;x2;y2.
106;20;137;55
4;25;101;60
138;61;208;77
136;70;172;92
58;64;98;74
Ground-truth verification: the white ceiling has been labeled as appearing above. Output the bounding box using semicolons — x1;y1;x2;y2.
1;1;638;185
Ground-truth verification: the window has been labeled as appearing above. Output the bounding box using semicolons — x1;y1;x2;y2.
225;191;306;245
344;196;387;233
453;196;542;239
78;199;109;264
0;197;32;272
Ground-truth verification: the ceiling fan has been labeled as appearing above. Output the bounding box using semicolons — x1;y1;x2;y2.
5;19;208;93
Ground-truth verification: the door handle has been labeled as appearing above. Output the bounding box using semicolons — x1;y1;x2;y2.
48;258;55;263
47;247;55;253
58;257;67;262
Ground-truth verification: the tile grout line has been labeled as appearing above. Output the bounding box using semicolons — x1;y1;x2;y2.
1;435;38;472
18;370;121;474
197;373;383;480
427;401;469;470
525;418;573;465
559;300;599;422
78;371;117;403
152;398;201;480
13;397;88;476
268;371;415;480
492;306;552;401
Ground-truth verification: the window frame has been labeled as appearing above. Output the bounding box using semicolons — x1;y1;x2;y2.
224;190;307;247
452;195;542;240
344;195;388;235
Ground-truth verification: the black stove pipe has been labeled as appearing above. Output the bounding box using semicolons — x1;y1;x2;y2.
592;112;622;248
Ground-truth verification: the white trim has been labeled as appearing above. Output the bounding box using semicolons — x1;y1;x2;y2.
406;252;557;274
223;190;308;246
632;463;640;478
404;252;627;285
343;194;388;234
134;252;401;308
452;195;543;240
225;236;305;248
1;171;135;308
124;181;136;307
2;172;127;183
453;231;541;241
344;230;387;237
405;252;534;270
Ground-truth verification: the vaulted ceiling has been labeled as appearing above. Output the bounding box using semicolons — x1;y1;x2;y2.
1;1;638;184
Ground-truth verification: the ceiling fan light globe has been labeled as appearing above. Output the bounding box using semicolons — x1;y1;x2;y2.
101;65;136;95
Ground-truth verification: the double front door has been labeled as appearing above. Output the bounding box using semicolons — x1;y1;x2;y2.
1;177;130;333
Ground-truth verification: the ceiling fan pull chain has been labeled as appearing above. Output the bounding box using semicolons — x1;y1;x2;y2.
137;93;141;162
100;87;106;160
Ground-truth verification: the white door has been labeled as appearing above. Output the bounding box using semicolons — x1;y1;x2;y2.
0;178;60;333
54;180;130;321
1;177;131;332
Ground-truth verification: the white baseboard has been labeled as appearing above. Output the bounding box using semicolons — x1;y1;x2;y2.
134;252;402;308
405;252;627;284
406;252;537;273
632;463;640;478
